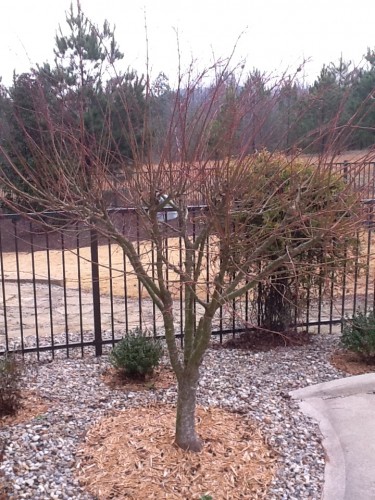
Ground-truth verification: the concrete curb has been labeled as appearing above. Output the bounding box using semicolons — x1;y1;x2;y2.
291;373;375;400
292;396;346;500
291;374;375;500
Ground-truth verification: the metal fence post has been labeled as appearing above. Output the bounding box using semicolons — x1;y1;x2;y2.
343;160;348;183
90;228;102;356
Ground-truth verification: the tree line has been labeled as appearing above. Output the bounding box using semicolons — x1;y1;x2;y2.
1;4;375;200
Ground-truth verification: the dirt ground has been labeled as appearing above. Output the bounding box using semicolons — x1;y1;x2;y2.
1;229;375;303
0;237;214;300
300;148;375;164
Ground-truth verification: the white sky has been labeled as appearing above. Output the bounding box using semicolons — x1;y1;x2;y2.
0;0;374;87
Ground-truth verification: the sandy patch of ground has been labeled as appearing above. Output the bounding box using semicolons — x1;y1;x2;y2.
1;230;374;304
300;149;375;164
0;238;215;299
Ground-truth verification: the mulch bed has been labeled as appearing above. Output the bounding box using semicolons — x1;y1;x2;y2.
330;350;375;375
76;405;277;499
220;329;311;351
0;390;49;428
101;364;176;392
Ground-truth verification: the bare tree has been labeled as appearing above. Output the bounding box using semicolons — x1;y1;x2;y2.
0;56;369;452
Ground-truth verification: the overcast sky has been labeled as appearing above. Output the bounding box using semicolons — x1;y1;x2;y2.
0;0;374;87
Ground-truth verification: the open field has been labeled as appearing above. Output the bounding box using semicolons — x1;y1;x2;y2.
0;237;216;300
1;232;375;346
300;148;375;164
1;231;375;301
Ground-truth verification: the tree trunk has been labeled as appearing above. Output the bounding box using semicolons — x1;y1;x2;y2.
175;367;202;452
259;269;296;332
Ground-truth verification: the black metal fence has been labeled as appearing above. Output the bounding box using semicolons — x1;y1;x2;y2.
339;160;375;199
0;161;375;358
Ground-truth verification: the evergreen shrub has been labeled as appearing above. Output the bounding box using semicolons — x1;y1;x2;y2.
110;328;163;378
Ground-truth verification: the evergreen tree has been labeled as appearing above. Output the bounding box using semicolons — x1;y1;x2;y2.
0;1;147;205
347;49;375;149
296;63;347;152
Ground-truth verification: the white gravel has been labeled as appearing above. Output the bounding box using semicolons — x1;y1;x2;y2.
0;333;347;499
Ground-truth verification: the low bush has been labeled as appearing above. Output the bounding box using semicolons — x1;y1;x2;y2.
341;311;375;362
110;328;163;379
0;354;24;417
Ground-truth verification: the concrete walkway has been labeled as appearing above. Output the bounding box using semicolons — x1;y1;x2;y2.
291;374;375;500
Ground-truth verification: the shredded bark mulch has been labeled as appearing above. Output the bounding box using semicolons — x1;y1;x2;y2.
101;364;176;391
330;350;375;375
0;482;9;500
77;405;277;499
0;390;49;428
220;329;311;351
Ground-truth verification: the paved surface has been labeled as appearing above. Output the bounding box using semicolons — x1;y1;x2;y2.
291;374;375;500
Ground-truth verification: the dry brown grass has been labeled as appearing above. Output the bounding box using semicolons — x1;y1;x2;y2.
76;405;277;499
299;148;375;164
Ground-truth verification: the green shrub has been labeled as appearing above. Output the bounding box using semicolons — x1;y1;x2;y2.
0;353;24;417
229;151;358;333
110;328;163;378
341;310;375;362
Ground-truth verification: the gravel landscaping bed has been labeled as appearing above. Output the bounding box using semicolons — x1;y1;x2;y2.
0;333;347;499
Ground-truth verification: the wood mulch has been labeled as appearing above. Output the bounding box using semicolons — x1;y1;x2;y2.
76;405;277;499
0;390;49;428
220;329;311;351
0;482;9;500
330;350;375;375
101;364;176;392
